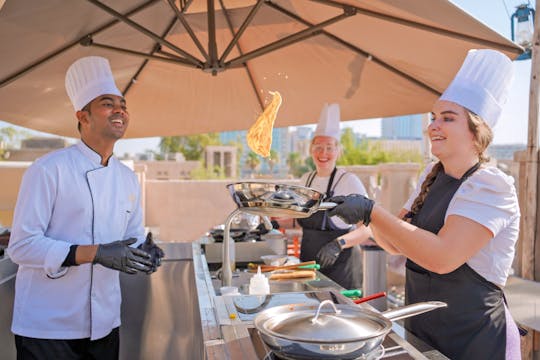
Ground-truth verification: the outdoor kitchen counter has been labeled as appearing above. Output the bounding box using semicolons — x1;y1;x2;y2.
191;242;448;360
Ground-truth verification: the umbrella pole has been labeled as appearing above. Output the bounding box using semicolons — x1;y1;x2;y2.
522;1;540;282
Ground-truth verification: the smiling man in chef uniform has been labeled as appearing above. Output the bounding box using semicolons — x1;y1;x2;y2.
8;56;163;360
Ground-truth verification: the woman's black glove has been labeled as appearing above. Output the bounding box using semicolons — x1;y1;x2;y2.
327;194;375;225
137;232;165;274
93;238;152;274
316;239;342;269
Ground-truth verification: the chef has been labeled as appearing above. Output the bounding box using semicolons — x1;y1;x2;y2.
326;49;522;359
7;56;163;359
296;103;373;290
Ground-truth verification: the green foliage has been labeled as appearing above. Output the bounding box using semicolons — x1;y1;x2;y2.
337;129;422;165
266;149;280;173
190;164;226;180
159;133;221;160
287;152;314;178
245;151;261;171
0;126;32;160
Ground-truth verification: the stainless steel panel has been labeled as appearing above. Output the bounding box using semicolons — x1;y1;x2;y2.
120;260;204;360
203;239;287;264
0;257;17;359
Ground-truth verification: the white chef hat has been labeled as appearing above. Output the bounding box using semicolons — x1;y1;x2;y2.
314;103;340;140
65;56;122;111
439;49;514;128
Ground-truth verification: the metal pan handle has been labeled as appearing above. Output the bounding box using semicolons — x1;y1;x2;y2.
382;301;447;322
317;202;337;210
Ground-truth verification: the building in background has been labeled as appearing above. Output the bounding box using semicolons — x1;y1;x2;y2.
4;136;69;161
220;128;289;177
289;126;313;160
381;114;423;140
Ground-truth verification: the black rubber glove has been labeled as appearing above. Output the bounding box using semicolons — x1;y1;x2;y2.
137;232;165;274
327;194;375;225
93;238;153;274
316;239;342;269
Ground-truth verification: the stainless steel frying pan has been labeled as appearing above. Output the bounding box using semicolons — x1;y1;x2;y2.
227;182;336;218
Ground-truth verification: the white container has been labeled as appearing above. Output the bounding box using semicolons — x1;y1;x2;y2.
249;266;270;295
220;286;240;296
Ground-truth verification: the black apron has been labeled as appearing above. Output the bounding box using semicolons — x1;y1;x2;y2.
404;163;507;360
297;168;362;290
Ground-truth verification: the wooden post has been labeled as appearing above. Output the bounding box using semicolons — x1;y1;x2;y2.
522;1;540;281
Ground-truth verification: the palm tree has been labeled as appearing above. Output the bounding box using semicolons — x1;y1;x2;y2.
246;151;261;174
267;149;279;174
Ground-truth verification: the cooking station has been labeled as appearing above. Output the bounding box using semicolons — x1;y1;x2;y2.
190;241;448;360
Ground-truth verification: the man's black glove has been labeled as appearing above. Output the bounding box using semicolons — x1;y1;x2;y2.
137;232;165;274
93;238;152;274
316;239;342;269
327;194;375;225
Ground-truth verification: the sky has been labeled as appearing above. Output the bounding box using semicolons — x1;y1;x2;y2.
0;0;534;155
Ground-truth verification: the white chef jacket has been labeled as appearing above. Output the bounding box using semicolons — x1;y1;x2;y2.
403;162;520;286
7;141;145;340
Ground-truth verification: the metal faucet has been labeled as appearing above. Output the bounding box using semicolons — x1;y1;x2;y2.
221;210;273;287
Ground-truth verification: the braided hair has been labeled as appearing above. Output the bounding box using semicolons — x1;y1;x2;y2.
403;110;493;222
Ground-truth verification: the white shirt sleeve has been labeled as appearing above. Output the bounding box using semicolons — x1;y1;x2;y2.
446;167;519;236
8;162;71;277
446;167;520;286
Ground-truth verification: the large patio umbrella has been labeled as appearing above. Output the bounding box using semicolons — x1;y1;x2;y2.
0;0;522;138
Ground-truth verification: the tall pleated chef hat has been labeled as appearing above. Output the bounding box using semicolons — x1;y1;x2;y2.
314;103;341;140
65;56;122;111
439;49;514;128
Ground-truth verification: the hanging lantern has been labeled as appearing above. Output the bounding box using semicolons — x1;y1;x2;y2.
511;4;535;60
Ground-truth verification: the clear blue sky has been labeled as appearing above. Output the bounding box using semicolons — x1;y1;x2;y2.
0;0;534;155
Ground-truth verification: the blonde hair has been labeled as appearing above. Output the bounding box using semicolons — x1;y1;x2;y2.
405;110;493;220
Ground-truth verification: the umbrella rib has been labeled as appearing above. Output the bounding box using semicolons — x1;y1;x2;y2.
267;2;441;97
309;0;522;55
85;41;199;68
124;16;180;95
208;0;219;70
219;0;265;64
225;8;356;68
219;0;265;110
86;0;204;67
165;0;209;62
0;0;160;89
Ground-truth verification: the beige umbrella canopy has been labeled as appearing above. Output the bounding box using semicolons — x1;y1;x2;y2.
0;0;522;138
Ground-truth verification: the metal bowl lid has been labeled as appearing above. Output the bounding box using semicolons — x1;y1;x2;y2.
258;305;391;343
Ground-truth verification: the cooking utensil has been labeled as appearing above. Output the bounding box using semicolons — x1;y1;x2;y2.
248;260;317;273
227;182;336;218
269;270;316;280
261;254;288;266
254;300;447;359
353;292;386;304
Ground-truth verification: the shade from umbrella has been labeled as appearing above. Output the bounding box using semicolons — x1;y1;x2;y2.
0;0;522;138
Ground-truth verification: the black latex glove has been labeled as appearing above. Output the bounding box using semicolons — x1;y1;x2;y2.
316;239;342;269
327;194;375;225
93;238;152;274
137;232;165;274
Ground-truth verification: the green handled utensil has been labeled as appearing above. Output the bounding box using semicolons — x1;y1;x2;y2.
297;264;320;270
340;289;363;298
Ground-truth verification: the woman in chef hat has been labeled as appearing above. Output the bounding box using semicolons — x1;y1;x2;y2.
296;103;374;290
326;49;521;359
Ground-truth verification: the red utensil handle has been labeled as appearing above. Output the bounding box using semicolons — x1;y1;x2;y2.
353;291;386;304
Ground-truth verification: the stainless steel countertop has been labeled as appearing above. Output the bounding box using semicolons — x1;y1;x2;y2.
191;242;448;360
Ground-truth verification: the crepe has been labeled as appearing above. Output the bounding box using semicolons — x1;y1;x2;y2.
247;91;282;157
